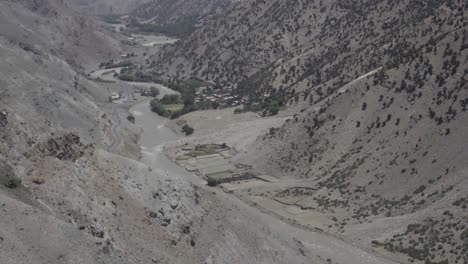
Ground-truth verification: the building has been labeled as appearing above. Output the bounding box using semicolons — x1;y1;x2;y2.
110;93;121;101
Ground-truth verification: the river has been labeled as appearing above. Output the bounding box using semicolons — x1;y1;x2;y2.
106;22;178;47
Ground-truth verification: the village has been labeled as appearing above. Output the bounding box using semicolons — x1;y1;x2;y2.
193;85;243;108
133;77;245;110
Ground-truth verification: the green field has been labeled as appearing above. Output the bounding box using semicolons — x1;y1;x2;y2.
163;104;184;112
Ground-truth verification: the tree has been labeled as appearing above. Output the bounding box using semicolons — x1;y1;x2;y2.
127;115;135;124
150;98;169;117
182;124;194;135
268;100;280;116
183;94;195;106
149;87;160;97
160;94;181;104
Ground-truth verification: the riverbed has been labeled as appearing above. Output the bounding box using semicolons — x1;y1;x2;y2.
130;100;177;148
129;100;203;184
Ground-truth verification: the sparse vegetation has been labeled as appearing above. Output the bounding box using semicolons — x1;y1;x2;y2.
372;217;468;263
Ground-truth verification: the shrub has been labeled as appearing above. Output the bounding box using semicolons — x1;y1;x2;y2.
207;177;219;187
362;102;368;110
414;185;426;194
1;177;22;189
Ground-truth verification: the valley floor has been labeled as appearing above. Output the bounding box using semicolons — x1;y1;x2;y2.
161;107;409;264
85;34;407;264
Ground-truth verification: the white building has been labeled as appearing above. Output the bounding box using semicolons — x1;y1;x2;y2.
110;93;121;101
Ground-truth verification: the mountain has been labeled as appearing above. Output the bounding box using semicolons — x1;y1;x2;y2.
149;0;468;263
152;0;466;105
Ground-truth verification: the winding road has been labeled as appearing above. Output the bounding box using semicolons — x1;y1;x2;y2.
109;85;132;152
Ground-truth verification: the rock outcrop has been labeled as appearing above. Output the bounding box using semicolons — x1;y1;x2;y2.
37;133;93;161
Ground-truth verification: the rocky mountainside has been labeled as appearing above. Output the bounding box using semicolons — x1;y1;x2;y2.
0;1;190;263
149;0;468;263
0;1;134;262
0;0;122;69
0;0;120;157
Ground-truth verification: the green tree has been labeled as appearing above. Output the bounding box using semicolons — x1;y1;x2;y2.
149;87;160;97
150;99;169;117
160;94;181;104
268;100;280;116
182;124;194;135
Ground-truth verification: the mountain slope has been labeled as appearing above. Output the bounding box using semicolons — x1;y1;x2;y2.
150;0;468;263
1;0;122;69
152;0;466;106
0;1;187;263
0;1;340;264
242;2;468;263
